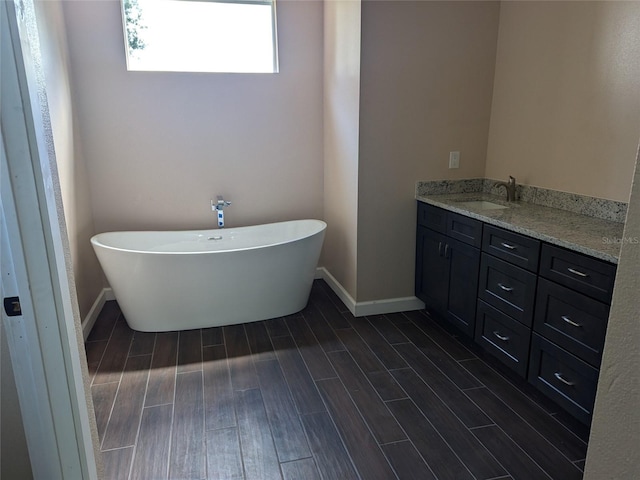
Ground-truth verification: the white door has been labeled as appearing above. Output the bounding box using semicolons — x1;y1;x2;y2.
1;0;99;478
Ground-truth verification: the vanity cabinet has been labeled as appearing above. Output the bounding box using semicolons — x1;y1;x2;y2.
475;226;540;377
415;201;617;424
528;244;615;424
415;203;481;336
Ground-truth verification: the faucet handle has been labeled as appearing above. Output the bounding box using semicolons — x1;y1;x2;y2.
508;175;516;184
212;197;231;211
216;195;231;207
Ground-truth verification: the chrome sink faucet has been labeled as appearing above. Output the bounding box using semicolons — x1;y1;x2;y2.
494;176;517;202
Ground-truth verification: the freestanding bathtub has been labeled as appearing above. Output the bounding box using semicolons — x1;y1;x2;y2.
91;220;326;332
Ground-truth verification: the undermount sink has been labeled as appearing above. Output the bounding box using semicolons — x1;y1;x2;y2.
456;200;509;210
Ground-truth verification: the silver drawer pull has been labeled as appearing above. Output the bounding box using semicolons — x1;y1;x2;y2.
498;283;514;292
500;242;517;250
493;331;510;342
561;315;582;328
438;241;443;256
554;372;575;386
567;267;589;278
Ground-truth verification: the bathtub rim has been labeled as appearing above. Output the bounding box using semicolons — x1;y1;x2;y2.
90;218;327;255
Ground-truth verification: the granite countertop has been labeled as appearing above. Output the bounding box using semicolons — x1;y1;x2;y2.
416;192;624;264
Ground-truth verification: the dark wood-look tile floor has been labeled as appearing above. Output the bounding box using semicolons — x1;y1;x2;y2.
85;280;588;480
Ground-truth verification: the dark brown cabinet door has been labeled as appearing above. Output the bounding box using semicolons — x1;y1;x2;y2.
446;237;480;336
416;226;449;315
416;225;480;336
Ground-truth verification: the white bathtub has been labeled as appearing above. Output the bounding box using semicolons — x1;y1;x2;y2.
91;220;326;332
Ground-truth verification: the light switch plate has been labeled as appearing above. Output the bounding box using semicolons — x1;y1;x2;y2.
449;151;460;169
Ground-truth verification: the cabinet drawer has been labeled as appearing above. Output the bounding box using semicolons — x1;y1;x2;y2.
478;254;537;326
528;334;599;425
447;211;483;247
539;244;616;303
533;278;609;367
417;202;446;232
482;225;540;272
475;300;531;377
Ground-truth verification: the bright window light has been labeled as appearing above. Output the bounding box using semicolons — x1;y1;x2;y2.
122;0;278;73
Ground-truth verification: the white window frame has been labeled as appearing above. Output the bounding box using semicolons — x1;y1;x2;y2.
121;0;279;74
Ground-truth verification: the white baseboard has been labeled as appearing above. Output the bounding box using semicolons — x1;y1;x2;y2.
315;267;424;317
351;296;426;317
82;288;114;341
315;267;357;314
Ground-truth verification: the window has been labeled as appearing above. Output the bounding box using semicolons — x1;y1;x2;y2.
121;0;278;73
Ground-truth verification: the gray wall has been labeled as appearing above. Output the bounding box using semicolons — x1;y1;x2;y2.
357;1;500;301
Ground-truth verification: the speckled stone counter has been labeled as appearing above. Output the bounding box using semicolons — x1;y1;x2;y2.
416;192;624;264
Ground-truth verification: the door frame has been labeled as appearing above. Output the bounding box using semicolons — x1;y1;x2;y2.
1;0;99;477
